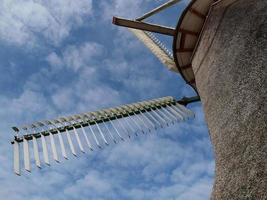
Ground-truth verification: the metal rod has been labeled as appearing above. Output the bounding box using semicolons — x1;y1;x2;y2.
177;96;200;106
136;0;181;21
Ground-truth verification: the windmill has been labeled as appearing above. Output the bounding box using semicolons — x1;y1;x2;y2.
10;0;267;199
114;0;267;198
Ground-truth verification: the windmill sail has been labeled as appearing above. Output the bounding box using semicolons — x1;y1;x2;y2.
128;28;178;73
11;96;194;175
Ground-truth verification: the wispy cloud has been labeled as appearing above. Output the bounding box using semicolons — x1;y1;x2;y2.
0;0;92;47
0;1;214;199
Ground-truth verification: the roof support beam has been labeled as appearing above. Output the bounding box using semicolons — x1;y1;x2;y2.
112;17;175;36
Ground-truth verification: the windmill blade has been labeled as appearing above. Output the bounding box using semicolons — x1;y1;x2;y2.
128;28;178;73
11;96;194;175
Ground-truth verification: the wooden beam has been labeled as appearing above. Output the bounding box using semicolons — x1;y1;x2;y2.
189;8;206;20
180;64;192;69
177;48;194;52
178;28;199;36
113;17;175;36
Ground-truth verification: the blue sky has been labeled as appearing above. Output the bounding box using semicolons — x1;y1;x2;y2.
0;0;214;199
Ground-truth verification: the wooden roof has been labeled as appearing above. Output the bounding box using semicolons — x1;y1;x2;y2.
173;0;217;92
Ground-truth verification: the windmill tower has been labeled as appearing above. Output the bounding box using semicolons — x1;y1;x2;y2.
113;0;267;199
10;0;266;199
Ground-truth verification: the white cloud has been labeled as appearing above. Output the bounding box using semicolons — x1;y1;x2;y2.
0;0;92;46
46;52;63;70
62;42;103;71
0;1;214;200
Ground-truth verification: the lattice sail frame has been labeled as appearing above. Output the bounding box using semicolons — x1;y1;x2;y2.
128;28;178;73
11;96;194;175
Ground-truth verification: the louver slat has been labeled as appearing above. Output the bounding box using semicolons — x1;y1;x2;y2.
11;96;194;175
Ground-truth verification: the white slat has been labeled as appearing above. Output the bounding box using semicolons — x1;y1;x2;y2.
89;125;101;148
116;117;131;138
128;114;145;134
128;28;178;73
66;129;76;156
166;105;184;120
109;120;124;141
80;126;93;150
175;104;195;117
138;111;155;131
23;137;31;172
102;121;116;143
13;140;20;175
32;136;41;168
57;130;68;159
41;134;50;165
95;123;109;145
146;110;162;127
73;127;85;153
156;108;174;124
123;117;137;136
151;109;169;126
161;107;177;122
49;132;59;162
135;114;151;132
171;104;188;119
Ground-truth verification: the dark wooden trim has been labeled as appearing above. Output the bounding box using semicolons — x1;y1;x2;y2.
177;48;194;52
189;78;196;84
178;28;199;36
180;33;186;49
180;64;192;69
172;0;198;93
189;8;206;19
